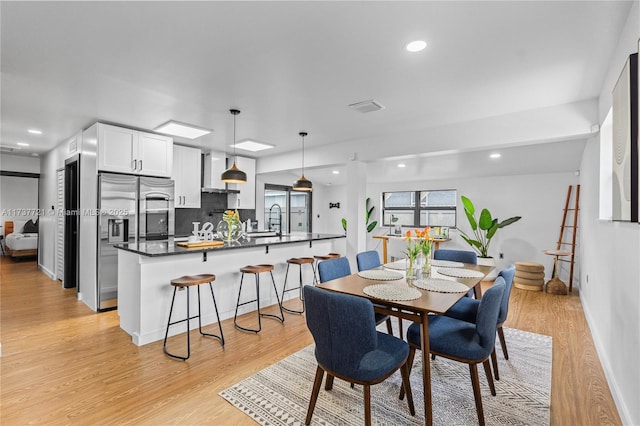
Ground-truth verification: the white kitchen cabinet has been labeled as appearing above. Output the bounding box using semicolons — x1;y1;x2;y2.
227;156;256;209
172;145;201;208
97;123;173;177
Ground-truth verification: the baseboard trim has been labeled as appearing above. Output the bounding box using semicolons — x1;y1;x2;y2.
38;263;55;280
580;292;631;425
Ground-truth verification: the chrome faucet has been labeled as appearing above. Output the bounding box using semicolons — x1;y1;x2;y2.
268;203;282;236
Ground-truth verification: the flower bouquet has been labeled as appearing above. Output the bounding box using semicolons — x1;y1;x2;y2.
402;229;422;280
217;209;242;242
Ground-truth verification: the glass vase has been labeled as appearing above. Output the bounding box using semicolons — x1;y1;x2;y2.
216;220;242;243
406;256;417;282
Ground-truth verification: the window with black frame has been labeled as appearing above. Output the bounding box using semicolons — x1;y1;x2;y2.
382;189;456;230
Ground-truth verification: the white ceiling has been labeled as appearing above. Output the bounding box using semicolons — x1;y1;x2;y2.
0;1;633;184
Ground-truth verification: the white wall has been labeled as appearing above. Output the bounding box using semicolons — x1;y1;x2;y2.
38;143;67;278
579;3;640;424
0;153;40;173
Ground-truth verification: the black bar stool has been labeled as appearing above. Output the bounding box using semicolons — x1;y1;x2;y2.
163;274;224;361
312;252;341;284
234;264;284;333
281;257;315;314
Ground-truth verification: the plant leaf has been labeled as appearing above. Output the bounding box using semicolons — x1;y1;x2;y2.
367;221;378;233
498;216;522;228
486;222;499;239
465;210;477;231
461;195;475;215
341;218;347;231
478;209;493;230
460;235;482;248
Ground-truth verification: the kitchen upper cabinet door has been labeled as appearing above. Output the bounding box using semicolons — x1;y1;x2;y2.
137;132;173;177
98;124;136;174
228;156;256;209
172;145;201;208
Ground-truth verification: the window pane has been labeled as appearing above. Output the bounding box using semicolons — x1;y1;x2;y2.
384;192;415;208
420;190;456;207
420;210;456;227
383;210;414;227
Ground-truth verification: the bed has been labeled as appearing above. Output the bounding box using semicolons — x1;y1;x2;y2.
3;220;38;258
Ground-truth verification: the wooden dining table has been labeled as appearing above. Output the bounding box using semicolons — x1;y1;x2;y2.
316;262;493;426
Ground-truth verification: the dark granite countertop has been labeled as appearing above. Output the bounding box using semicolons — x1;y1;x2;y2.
114;233;345;257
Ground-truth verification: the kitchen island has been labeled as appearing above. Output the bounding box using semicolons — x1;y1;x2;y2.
115;233;345;346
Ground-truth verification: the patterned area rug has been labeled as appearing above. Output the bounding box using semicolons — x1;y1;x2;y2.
220;328;551;425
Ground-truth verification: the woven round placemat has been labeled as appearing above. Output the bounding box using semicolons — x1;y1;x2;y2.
413;278;470;293
363;284;422;301
436;267;484;279
430;259;464;268
384;260;407;271
357;269;403;281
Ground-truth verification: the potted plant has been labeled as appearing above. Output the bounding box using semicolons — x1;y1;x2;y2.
341;197;378;234
457;195;521;258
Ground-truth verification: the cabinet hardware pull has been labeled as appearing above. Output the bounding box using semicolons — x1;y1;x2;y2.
132;159;137;171
138;160;142;171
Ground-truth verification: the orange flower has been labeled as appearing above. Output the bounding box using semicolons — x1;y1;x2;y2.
405;230;411;238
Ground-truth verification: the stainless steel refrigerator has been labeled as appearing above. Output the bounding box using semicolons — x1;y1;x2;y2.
97;173;174;311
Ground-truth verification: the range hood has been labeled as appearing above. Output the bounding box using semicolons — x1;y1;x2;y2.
201;151;239;194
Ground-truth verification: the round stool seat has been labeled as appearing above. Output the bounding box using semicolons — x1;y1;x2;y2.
170;274;216;287
514;261;545;273
240;264;274;274
314;253;341;261
287;257;314;265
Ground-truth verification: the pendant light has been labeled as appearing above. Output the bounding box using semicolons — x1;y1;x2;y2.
221;109;247;184
293;131;313;191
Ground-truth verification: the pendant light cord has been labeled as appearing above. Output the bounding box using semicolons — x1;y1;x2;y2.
301;133;305;176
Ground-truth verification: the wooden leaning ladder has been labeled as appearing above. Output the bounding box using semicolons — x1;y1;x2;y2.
555;184;580;292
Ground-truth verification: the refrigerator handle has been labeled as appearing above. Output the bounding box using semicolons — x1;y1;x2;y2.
138;160;143;171
132;159;137;171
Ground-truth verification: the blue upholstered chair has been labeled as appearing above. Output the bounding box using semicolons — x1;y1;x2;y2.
318;257;393;335
356;250;381;271
434;249;478;297
443;264;516;380
402;279;505;426
303;286;415;425
433;248;478;264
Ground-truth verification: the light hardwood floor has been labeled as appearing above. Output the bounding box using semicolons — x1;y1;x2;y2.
0;256;621;425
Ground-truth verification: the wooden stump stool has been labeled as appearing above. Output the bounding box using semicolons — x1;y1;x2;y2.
514;262;545;291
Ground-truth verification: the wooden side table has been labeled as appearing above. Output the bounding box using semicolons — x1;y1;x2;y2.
373;235;451;264
543;249;573;295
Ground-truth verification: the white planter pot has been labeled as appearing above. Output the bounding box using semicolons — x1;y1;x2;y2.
477;256;498;281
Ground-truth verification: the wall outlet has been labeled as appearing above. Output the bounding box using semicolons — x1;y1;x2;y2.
499;252;504;259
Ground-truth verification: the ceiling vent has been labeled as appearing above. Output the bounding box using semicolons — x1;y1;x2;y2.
348;99;385;113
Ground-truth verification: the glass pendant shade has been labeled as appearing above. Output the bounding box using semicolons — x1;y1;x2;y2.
221;109;247;184
293;131;312;191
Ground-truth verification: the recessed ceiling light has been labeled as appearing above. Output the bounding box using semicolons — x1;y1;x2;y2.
28;129;42;135
17;142;29;146
490;153;501;159
233;139;275;152
332;170;340;175
154;121;212;139
32;153;39;157
397;163;406;168
406;40;427;52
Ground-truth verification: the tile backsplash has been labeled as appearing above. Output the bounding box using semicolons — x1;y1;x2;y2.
175;192;255;237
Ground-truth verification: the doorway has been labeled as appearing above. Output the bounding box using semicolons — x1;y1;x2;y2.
264;184;312;234
64;155;80;289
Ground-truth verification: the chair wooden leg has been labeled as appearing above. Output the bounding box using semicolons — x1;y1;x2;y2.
469;363;486;426
385;318;393;336
490;348;500;381
305;366;324;425
400;362;416;415
364;384;371;426
497;326;509;360
324;374;334;391
398;317;404;340
399;345;416;400
483;359;496;396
